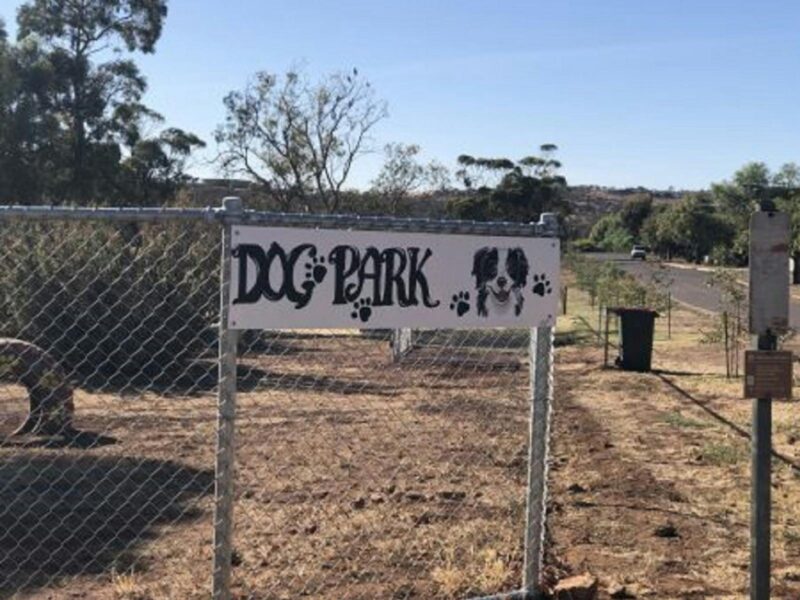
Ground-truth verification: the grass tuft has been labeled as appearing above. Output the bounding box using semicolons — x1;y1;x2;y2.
111;569;150;600
660;411;711;430
700;442;746;466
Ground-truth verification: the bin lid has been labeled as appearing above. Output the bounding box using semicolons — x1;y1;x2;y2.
608;306;660;317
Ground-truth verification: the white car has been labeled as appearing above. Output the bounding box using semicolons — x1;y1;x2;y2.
630;245;647;260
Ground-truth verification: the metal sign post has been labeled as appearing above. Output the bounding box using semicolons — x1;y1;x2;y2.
747;209;790;600
215;202;561;600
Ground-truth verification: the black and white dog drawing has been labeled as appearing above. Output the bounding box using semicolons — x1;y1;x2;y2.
472;247;529;317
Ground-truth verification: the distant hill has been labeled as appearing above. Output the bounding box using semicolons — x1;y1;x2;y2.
564;185;687;237
181;179;689;236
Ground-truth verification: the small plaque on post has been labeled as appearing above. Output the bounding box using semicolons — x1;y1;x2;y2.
744;350;793;399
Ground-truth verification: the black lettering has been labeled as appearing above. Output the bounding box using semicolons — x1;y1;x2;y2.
380;248;408;306
260;242;288;301
285;244;315;309
359;247;382;304
232;244;268;304
329;246;361;304
407;247;439;308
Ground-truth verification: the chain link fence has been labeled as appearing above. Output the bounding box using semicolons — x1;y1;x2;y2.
0;203;555;599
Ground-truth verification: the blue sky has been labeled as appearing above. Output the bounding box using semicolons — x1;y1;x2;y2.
2;0;799;190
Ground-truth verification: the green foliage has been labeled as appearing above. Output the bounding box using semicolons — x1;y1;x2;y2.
705;163;770;261
567;252;652;308
215;68;387;213
448;144;568;224
370;143;450;215
593;162;800;267
116;128;205;205
0;221;219;382
569;238;599;252
584;194;652;251
700;442;746;466
566;252;601;304
702;268;746;377
773;169;800;262
773;162;800;191
17;0;168;54
660;411;711;430
645;264;673;313
0;26;62;203
0;0;200;205
640;193;733;263
595;262;647;307
587;214;632;251
619;194;653;235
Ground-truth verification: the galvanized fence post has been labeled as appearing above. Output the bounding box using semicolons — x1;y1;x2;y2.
523;325;554;597
751;332;774;600
212;196;242;600
391;327;414;362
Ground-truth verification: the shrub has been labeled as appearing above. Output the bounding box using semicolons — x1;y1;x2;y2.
587;214;634;252
569;238;599;252
0;220;220;386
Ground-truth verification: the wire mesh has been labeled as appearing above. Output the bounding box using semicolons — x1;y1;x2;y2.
0;218;221;598
0;208;541;599
231;327;531;599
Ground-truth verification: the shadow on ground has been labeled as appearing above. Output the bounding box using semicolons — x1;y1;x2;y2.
78;360;395;397
0;455;213;597
0;429;118;450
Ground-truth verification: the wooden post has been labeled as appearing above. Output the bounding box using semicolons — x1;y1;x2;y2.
735;300;741;378
723;311;730;379
603;308;611;368
667;292;672;340
597;304;603;341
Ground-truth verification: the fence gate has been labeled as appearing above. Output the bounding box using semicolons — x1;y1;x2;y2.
0;201;558;600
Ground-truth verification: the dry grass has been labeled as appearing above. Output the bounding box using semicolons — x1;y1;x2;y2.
110;570;150;600
431;525;517;597
546;282;800;598
0;332;529;599
5;275;800;598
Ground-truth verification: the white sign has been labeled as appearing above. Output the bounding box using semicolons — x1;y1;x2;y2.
228;226;559;329
749;212;790;335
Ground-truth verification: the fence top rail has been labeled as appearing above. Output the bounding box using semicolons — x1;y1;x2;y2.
0;202;558;237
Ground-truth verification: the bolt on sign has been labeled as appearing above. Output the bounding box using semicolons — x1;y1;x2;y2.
744;350;793;399
749;212;790;336
228;226;560;329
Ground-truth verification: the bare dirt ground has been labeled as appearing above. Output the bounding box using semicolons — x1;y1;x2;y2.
546;287;800;599
3;285;800;599
1;331;531;599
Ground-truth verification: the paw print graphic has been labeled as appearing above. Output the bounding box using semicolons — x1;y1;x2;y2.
305;255;327;284
351;298;373;323
532;274;552;297
449;291;470;317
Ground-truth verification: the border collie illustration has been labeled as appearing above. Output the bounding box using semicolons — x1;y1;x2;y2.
472;247;530;317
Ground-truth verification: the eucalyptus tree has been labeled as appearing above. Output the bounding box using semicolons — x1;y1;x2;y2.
449;144;568;223
215;68;387;213
371;143;451;215
15;0;194;203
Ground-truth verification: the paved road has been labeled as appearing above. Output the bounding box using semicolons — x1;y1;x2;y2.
589;253;800;329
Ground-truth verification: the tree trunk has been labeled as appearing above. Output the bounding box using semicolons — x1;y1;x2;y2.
793;252;800;285
71;74;88;201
